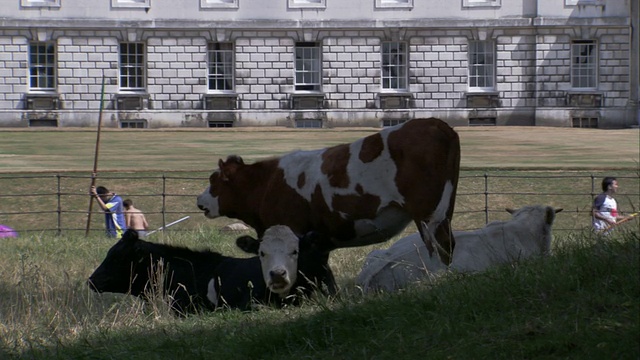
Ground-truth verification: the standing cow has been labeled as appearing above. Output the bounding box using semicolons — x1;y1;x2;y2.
88;228;335;314
357;205;563;293
197;118;461;262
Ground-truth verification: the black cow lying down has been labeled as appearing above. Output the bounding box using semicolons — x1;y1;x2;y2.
88;229;336;315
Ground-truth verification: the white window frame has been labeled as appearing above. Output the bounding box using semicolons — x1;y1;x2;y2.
200;0;239;9
207;42;235;92
294;42;322;92
28;42;57;91
21;0;61;8
119;42;146;91
381;41;408;92
571;40;598;89
111;0;150;8
288;0;326;9
468;40;496;91
565;0;601;5
462;0;501;8
375;0;413;9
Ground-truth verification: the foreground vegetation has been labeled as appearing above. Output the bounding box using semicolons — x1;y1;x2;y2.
0;228;638;359
1;127;638;358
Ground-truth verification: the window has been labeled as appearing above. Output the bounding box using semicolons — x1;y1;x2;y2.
111;0;150;8
381;41;408;91
288;0;326;9
469;117;497;126
565;0;601;5
29;42;56;91
571;40;597;89
572;117;598;128
375;0;413;9
119;43;146;90
295;119;323;128
208;121;234;128
382;119;407;127
200;0;238;8
468;40;495;91
21;0;60;7
462;0;501;7
208;43;234;92
120;120;147;128
294;42;321;92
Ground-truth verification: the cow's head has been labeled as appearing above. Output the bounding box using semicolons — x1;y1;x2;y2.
505;205;563;225
238;226;332;296
505;205;563;255
87;229;148;296
255;225;300;295
196;155;245;219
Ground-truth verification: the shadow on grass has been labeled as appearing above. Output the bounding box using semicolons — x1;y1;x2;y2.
10;232;640;360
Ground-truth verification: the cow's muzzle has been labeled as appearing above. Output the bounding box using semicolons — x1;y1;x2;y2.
268;269;291;294
197;204;210;216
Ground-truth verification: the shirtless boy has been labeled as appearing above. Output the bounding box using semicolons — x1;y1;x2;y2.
123;199;149;237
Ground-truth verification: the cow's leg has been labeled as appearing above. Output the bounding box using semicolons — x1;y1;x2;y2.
321;265;338;296
418;180;455;264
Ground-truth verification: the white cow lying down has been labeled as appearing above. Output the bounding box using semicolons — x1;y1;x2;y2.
357;205;562;293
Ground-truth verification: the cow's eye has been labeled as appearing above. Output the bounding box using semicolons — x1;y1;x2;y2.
259;251;265;257
292;250;299;256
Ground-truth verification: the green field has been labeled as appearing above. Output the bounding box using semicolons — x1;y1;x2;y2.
0;126;639;359
0;126;638;172
0;126;638;236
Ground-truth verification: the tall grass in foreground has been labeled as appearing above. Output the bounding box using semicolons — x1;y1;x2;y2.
0;229;638;359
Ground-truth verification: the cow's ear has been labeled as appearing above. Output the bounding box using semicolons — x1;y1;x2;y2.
299;231;331;253
226;155;244;165
505;208;516;214
236;235;261;254
554;208;563;213
298;231;315;251
218;156;244;182
545;207;559;224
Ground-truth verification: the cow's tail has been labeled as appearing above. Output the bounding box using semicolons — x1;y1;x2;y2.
423;126;460;264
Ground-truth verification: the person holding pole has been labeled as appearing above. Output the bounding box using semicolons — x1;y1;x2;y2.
592;176;629;234
90;185;127;238
123;198;149;238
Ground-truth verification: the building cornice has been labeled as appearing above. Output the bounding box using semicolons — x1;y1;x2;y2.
0;17;630;31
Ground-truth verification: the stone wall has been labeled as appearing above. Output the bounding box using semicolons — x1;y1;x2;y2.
0;25;635;128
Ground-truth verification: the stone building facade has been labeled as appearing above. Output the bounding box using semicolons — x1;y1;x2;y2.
0;0;638;128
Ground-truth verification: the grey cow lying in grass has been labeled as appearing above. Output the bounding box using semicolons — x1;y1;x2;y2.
88;227;336;315
357;205;563;293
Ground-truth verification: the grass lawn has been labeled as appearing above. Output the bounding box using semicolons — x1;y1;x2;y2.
0;126;638;172
0;125;638;359
1;126;638;236
0;229;637;359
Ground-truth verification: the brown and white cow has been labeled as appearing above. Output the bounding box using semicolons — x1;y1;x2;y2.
197;118;461;262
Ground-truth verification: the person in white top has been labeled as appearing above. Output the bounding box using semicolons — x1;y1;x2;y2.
592;177;628;233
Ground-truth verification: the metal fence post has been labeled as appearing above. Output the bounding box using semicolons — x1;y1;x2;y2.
57;174;62;236
162;173;167;229
484;172;489;224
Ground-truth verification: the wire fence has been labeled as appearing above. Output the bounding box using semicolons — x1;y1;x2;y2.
0;171;638;237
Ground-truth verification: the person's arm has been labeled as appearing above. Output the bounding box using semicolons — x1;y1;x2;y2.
592;208;616;225
142;214;149;230
125;211;132;228
90;186;110;212
615;210;630;222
